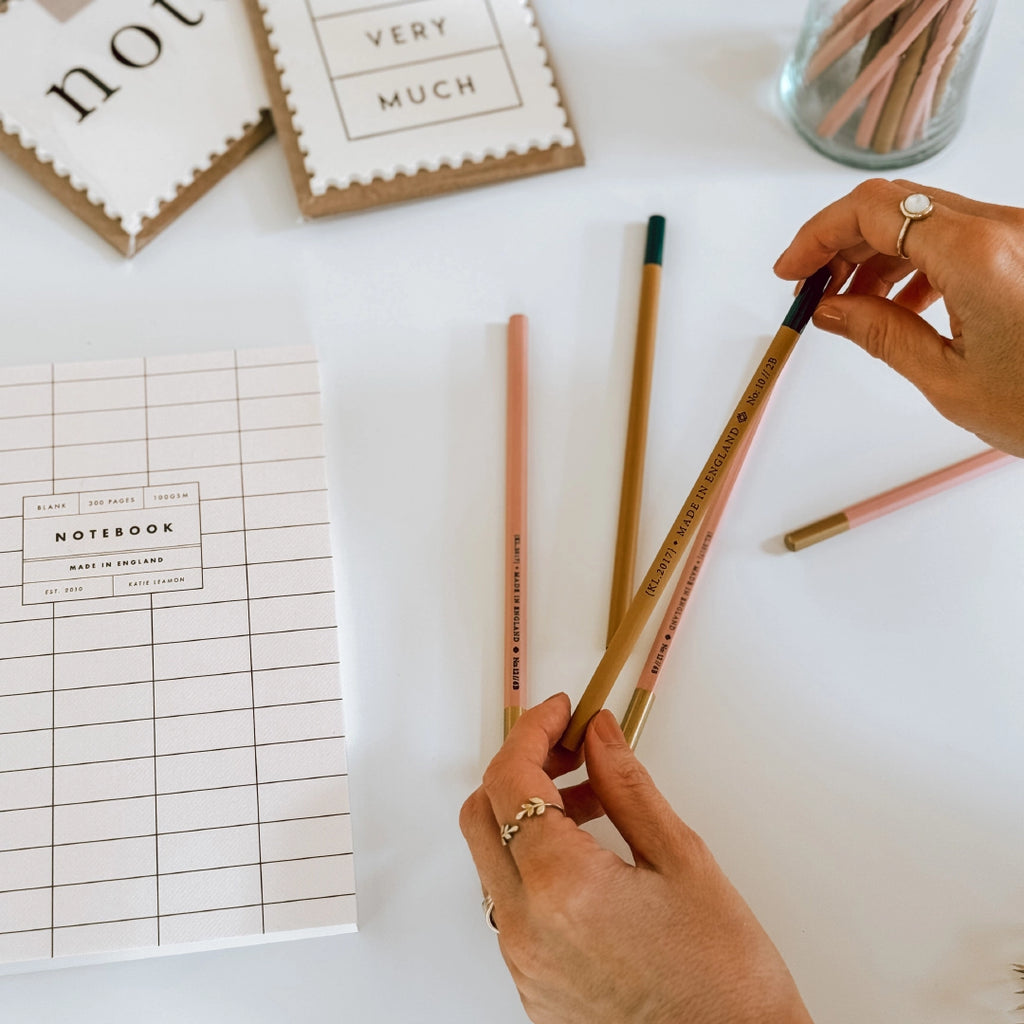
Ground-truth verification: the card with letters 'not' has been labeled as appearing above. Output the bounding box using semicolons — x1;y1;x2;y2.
244;0;583;216
0;345;356;973
0;0;272;256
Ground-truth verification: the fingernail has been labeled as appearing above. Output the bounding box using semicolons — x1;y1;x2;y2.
532;692;567;714
813;304;846;333
591;710;623;744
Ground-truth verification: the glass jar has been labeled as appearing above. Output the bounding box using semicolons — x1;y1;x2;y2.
779;0;997;169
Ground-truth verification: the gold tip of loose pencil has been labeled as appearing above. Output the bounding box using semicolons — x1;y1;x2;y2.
784;512;850;551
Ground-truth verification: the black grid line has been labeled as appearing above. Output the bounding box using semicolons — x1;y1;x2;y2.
0;804;348;857
0;390;321;422
3;691;339;724
1;890;356;937
0;661;341;700
5;624;338;664
0;359;317;391
144;359;161;944
235;349;265;932
2;842;354;898
2;733;346;777
0;421;325;457
49;362;55;957
0;700;343;738
23;453;328;480
199;521;329;537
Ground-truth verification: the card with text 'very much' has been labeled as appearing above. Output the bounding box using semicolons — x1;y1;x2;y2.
0;0;272;256
0;345;356;973
244;0;583;216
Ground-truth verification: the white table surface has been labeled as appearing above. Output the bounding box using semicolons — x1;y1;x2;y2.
2;2;1023;1021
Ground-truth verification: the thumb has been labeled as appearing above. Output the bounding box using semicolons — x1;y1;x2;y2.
813;294;959;404
584;711;694;870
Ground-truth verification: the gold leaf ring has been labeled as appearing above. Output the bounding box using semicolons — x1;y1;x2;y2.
499;798;566;846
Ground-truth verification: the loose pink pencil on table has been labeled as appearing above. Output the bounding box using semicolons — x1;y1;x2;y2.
619;411;762;750
504;315;528;738
784;447;1015;551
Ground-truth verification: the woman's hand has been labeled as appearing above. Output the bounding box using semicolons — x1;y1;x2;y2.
774;178;1024;456
460;695;813;1024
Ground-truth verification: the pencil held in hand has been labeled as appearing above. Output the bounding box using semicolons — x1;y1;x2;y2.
563;268;833;751
504;315;528;738
607;215;666;643
784;447;1015;551
621;410;762;750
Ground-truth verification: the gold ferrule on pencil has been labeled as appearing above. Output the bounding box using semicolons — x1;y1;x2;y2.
620;688;655;750
503;706;523;739
784;512;850;551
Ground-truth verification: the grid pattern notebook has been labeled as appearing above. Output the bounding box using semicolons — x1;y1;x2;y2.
0;345;356;972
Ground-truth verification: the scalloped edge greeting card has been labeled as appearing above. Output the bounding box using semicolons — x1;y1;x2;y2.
0;0;272;257
242;0;583;217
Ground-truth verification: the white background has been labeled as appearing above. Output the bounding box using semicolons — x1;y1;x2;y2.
1;2;1023;1021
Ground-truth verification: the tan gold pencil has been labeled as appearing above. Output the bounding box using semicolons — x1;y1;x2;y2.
562;267;833;751
607;215;665;643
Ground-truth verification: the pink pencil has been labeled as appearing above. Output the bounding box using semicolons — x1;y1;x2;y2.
504;315;528;738
785;447;1015;551
816;0;949;137
895;0;974;149
805;0;907;83
619;412;761;750
854;61;898;149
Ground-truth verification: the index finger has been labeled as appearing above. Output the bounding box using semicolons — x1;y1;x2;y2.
894;178;1024;225
774;178;966;291
481;694;587;873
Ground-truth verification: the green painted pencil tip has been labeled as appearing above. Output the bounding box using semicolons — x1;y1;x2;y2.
783;265;832;333
644;215;666;266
